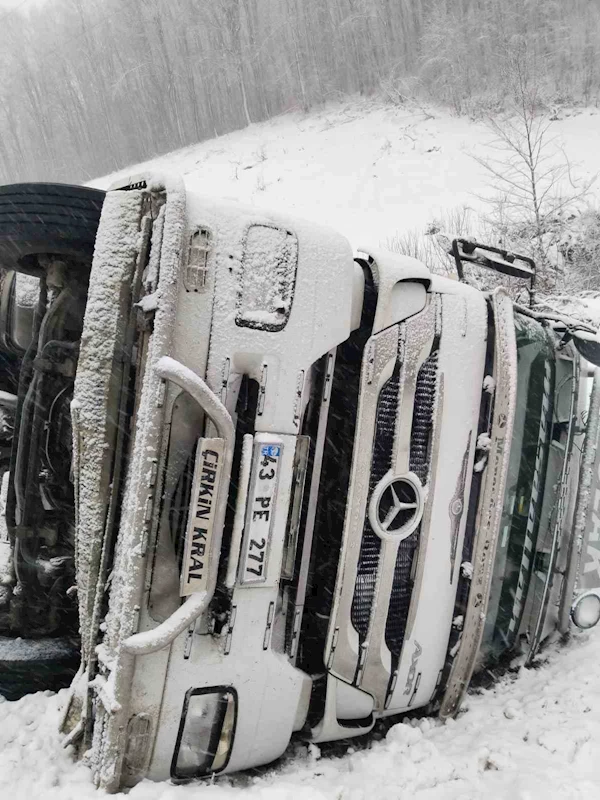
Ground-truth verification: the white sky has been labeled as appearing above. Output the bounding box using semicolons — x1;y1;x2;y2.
0;0;28;10
0;0;47;12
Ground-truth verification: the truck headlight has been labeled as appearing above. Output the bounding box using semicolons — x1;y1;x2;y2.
571;590;600;630
171;687;237;779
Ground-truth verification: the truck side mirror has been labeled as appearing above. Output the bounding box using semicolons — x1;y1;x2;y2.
450;239;535;301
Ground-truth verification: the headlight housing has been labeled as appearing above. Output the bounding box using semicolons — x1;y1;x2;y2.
571;590;600;630
171;687;237;779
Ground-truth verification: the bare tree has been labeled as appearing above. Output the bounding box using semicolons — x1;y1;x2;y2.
473;45;595;293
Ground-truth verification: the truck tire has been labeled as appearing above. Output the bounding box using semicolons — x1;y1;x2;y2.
0;183;105;276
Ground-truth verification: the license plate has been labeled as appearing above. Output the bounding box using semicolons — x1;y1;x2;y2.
180;438;224;597
240;441;282;585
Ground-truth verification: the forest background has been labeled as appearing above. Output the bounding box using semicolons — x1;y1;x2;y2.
1;0;599;184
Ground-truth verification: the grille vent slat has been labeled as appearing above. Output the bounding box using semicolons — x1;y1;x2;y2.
385;347;439;661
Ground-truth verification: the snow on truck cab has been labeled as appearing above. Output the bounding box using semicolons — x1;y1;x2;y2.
0;174;599;787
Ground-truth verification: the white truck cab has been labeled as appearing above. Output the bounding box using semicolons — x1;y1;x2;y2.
52;176;600;789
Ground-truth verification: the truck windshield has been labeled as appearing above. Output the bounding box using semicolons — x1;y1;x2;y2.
479;314;556;663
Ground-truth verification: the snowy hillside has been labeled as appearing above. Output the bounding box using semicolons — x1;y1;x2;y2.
2;98;600;800
91;98;600;255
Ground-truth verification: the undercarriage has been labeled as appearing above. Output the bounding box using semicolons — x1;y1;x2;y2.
0;261;88;638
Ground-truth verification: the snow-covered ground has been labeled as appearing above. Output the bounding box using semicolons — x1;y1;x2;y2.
3;97;599;798
2;629;599;799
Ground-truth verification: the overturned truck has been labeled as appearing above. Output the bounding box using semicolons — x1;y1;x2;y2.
1;175;599;788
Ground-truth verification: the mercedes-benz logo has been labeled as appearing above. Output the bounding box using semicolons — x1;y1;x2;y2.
378;480;418;531
369;473;424;541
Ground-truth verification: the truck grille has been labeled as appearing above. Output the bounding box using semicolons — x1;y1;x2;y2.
350;364;400;640
385;346;438;660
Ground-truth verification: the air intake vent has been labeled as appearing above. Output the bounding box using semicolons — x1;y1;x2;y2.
409;348;439;485
350;364;400;640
